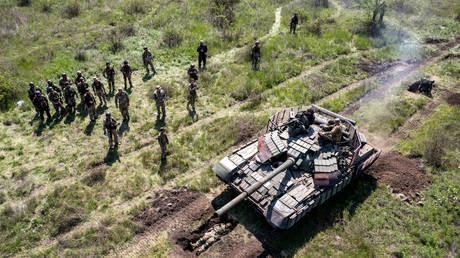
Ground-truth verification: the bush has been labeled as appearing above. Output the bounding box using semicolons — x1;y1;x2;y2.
17;0;31;7
0;73;22;111
125;0;148;15
62;2;81;19
117;23;136;38
74;49;87;62
40;0;52;12
109;38;124;54
162;27;183;48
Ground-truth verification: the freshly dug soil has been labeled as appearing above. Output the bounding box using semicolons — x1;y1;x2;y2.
367;152;430;195
357;60;399;76
446;92;460;106
134;188;204;227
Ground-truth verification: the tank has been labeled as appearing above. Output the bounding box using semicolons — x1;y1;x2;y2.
213;105;381;229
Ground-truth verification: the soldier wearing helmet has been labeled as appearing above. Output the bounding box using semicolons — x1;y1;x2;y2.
187;64;198;82
28;82;42;114
120;60;133;89
103;61;116;93
59;73;72;89
103;112;119;149
251;41;261;70
92;77;107;106
197;40;208;71
157;127;169;160
115;88;130;121
142;47;157;75
153;85;166;120
33;90;51;121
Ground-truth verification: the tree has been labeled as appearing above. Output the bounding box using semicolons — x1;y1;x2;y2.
355;0;388;36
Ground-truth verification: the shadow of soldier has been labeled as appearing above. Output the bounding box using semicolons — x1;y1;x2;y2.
187;109;199;122
210;174;378;257
106;92;114;100
84;120;97;136
96;105;108;116
157;158;168;178
118;120;130;136
64;111;76;125
77;103;88;120
142;74;153;82
29;114;40;125
104;146;120;166
154;119;165;131
34;121;46;136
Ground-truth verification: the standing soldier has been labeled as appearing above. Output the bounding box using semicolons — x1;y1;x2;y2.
83;90;97;121
63;83;78;113
187;64;198;82
187;78;199;113
75;71;86;85
115;88;130;121
28;82;42;114
153;86;166;120
92;77;107;106
157;127;169;160
48;88;65;114
251;41;261;70
142;47;157;75
103;61;116;94
33;91;51;121
197;40;208;71
59;73;72;89
290;13;299;34
120;60;133;89
46;80;61;96
76;78;89;104
103;112;119;149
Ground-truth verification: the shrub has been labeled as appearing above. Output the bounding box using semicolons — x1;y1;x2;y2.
117;23;136;38
17;0;31;7
62;2;81;19
125;0;148;15
0;73;22;111
162;27;183;48
40;0;52;13
74;49;87;62
109;38;124;54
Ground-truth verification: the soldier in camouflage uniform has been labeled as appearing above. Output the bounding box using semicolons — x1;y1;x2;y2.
103;62;116;94
120;60;133;89
142;47;157;75
75;71;86;85
63;83;78;113
319;118;343;144
190;223;232;255
46;80;61;96
197;40;208;71
76;78;89;104
28;82;42;114
48;88;65;114
115;88;130;121
157;127;169;160
33;91;51;121
290;13;299;34
92;77;107;106
103;112;119;149
251;41;261;70
187;64;198;82
83;89;97;121
59;73;72;89
187;78;199;113
153;86;166;120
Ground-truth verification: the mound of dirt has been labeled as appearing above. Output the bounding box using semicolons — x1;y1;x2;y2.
134;188;203;227
357;60;399;76
446;92;460;106
367;152;430;195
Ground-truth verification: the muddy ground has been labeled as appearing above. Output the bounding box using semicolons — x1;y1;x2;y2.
446;92;460;106
367;152;430;197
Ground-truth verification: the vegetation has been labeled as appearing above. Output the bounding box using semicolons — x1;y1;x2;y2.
0;0;458;256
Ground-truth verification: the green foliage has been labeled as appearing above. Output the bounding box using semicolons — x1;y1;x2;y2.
62;1;81;19
0;73;22;111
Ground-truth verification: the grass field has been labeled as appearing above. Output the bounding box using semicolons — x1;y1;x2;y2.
0;0;459;257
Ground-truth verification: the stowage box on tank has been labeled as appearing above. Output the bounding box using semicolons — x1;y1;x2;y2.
213;105;381;229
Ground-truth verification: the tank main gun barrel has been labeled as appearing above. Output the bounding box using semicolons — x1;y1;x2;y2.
216;158;295;216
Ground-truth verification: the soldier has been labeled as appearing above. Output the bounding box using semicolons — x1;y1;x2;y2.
59;73;72;89
76;78;89;104
290;13;299;34
115;88;130;121
187;64;198;82
63;83;78;113
157;127;169;160
197;40;208;71
28;82;42;114
103;61;116;94
186;78;199;112
46;80;61;96
103;112;119;149
419;78;434;97
92;77;107;106
33;91;51;121
319;118;343;144
83;90;97;121
142;47;157;75
190;223;232;255
153;86;166;120
120;60;133;89
75;71;86;85
251;41;261;70
48;87;65;114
